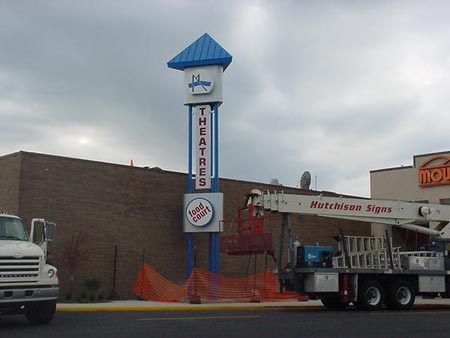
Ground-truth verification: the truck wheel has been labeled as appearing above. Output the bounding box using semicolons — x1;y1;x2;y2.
386;280;415;310
356;280;384;311
321;295;349;310
441;279;450;299
25;300;56;325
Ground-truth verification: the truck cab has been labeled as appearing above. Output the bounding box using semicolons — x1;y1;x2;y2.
0;213;59;324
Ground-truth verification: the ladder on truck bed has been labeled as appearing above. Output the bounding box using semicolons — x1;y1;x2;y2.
333;235;401;269
333;235;443;270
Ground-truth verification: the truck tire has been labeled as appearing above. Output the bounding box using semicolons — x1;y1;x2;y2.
321;295;349;310
356;279;384;311
386;279;415;310
441;279;450;299
25;300;56;325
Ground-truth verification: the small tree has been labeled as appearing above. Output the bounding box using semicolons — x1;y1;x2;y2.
54;230;90;298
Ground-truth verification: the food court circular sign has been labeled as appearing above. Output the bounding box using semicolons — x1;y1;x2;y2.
186;198;214;227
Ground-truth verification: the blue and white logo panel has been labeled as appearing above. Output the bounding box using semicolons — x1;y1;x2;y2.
183;65;223;105
186;69;214;95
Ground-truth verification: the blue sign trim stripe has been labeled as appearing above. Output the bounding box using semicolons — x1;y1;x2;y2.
188;80;212;89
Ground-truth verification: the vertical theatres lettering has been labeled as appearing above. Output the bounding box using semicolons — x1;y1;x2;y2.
196;105;211;189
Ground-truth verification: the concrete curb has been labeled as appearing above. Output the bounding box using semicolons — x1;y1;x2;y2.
57;300;450;312
57;300;322;312
57;304;324;312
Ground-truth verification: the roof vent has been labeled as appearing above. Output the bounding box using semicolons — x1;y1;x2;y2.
269;178;281;186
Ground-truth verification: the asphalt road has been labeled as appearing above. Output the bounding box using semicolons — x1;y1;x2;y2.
1;307;450;338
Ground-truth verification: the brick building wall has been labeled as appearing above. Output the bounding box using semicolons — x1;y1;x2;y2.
0;152;21;214
0;151;369;300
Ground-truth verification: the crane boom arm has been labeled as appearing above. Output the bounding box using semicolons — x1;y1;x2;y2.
247;189;450;238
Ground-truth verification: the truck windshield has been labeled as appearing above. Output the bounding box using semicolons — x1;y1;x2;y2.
0;217;29;241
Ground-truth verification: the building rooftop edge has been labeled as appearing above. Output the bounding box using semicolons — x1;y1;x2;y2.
0;151;365;199
370;165;414;174
370;150;450;174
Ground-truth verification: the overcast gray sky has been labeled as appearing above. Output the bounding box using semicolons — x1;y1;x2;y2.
1;0;449;197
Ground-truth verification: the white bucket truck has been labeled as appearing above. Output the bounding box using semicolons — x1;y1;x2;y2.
0;212;58;324
247;190;450;310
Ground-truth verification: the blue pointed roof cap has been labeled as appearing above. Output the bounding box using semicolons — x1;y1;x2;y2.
167;33;232;71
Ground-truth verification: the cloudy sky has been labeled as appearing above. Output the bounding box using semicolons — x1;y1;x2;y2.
1;0;449;197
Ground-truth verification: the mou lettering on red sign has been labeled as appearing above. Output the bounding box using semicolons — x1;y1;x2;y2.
419;155;450;188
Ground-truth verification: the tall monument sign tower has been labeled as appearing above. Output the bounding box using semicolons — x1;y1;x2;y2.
168;33;232;276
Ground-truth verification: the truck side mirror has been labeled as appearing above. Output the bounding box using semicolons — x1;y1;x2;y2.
45;222;56;242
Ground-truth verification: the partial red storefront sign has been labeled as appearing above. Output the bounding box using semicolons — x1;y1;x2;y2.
418;155;450;188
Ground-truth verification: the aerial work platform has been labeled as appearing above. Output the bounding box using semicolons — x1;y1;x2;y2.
220;205;274;255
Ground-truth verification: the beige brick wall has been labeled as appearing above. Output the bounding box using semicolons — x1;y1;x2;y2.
0;152;21;214
1;151;370;300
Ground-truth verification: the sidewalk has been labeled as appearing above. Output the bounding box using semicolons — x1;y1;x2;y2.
57;297;450;312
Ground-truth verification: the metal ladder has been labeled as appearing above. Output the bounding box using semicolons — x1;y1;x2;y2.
333;235;401;269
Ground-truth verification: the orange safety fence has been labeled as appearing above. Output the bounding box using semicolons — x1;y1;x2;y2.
133;263;306;303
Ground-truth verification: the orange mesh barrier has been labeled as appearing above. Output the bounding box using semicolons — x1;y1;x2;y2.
133;263;306;303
